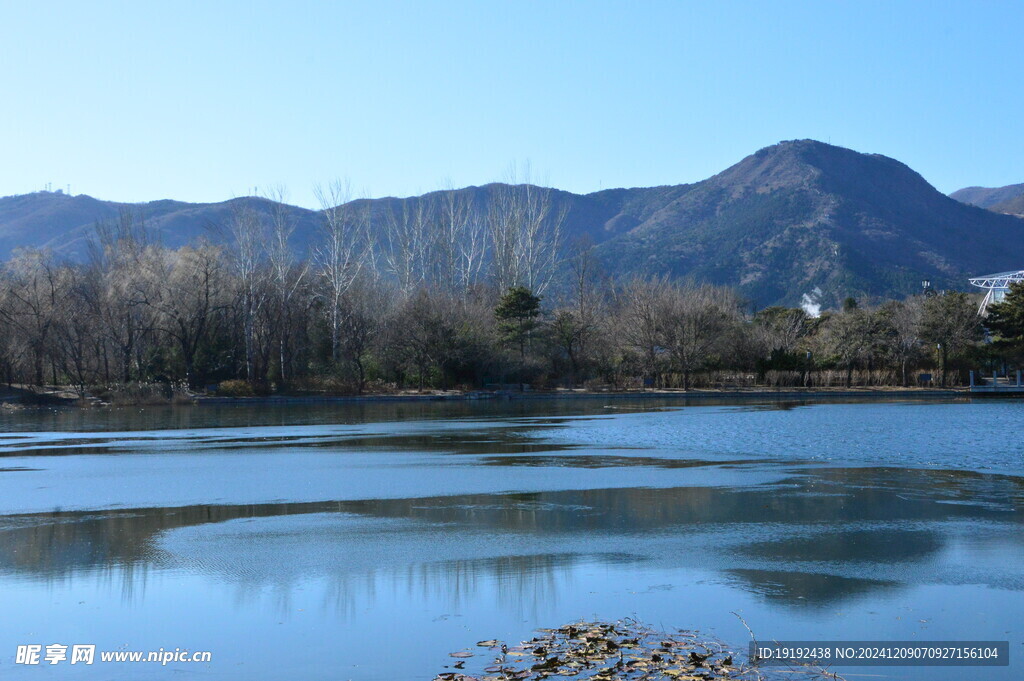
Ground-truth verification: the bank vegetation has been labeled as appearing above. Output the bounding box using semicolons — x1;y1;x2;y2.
0;185;1018;402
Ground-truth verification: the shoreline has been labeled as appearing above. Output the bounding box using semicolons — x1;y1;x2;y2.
1;385;986;409
194;387;964;405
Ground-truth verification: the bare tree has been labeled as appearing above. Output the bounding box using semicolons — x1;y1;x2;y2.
920;291;982;387
752;306;807;359
486;175;566;296
821;307;882;387
663;283;743;390
435;185;486;296
87;208;156;383
551;239;605;387
618;277;671;385
381;197;434;297
313;180;367;363
878;297;924;386
144;244;227;386
224;201;268;381
0;249;64;385
51;267;102;398
337;272;389;393
264;186;309;384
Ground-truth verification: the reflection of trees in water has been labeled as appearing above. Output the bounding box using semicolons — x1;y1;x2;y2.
314;552;641;621
0;425;580;458
1;465;1021;609
298;429;579;456
478;454;760;468
0;503;331;578
0;397;837;435
166;550;594;621
405;553;574;620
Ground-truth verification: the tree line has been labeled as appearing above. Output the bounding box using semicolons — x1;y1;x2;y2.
0;184;1018;400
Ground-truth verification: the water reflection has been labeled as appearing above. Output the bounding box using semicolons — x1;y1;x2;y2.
2;464;1021;612
724;569;902;605
0;395;969;434
477;454;763;468
0;425;583;458
1;399;1023;681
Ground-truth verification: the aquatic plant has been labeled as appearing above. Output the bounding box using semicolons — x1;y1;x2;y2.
436;618;842;680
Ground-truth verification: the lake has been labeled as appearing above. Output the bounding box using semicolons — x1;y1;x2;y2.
0;397;1022;680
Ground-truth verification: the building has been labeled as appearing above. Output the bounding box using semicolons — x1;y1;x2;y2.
968;269;1024;313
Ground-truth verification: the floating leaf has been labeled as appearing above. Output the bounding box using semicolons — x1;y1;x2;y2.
437;618;840;680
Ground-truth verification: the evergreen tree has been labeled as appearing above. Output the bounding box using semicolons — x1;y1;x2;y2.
494;286;541;390
986;282;1024;340
984;281;1024;366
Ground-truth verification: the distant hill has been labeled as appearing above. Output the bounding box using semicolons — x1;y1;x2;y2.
0;191;321;259
2;139;1023;309
588;140;1024;307
950;183;1024;209
989;194;1024;217
0;186;648;261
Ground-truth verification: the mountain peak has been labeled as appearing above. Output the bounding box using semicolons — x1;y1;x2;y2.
701;139;918;200
724;139;938;204
590;140;1023;307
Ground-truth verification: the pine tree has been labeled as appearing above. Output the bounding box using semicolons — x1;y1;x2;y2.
494;286;541;391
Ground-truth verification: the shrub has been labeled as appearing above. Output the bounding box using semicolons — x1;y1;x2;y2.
217;379;255;397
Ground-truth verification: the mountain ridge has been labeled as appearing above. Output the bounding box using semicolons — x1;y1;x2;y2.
3;139;1022;309
950;183;1024;209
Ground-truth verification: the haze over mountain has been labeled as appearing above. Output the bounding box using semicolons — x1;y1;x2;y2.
3;139;1022;309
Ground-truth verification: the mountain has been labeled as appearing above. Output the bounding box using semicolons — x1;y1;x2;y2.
990;194;1024;217
591;140;1024;307
2;139;1022;308
949;183;1024;209
0;192;320;259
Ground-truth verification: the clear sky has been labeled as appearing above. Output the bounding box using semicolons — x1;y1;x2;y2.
1;1;1022;208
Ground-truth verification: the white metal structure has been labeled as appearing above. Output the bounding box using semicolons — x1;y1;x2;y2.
968;269;1024;313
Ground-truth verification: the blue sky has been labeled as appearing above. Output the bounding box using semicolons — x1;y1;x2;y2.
1;1;1021;208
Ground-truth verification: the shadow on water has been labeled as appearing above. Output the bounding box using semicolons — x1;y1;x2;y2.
737;528;945;563
724;569;902;604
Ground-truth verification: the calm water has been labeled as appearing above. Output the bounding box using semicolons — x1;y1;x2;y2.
0;398;1022;680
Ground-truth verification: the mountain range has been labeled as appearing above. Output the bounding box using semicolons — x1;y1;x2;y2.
3;139;1023;309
